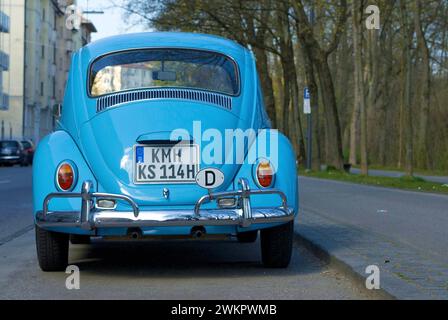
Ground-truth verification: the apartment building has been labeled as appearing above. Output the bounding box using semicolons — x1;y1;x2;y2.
0;0;24;140
0;0;96;143
0;10;9;116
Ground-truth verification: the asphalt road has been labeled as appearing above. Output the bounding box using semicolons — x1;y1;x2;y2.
0;166;34;245
0;166;377;300
299;176;448;265
350;168;448;185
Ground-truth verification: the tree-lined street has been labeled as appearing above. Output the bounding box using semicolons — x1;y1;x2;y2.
121;0;448;176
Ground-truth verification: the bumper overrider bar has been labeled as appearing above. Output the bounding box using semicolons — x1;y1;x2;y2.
35;178;294;230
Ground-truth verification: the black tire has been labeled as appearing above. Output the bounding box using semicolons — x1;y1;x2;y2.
237;230;258;243
260;221;294;268
70;234;91;244
35;225;69;271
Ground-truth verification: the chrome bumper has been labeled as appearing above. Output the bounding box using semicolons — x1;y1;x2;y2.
35;178;294;230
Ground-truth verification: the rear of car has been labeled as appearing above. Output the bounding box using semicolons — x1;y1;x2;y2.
21;140;35;165
32;33;298;272
0;140;25;166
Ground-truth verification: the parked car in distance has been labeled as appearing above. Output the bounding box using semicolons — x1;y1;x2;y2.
21;139;35;165
33;32;298;271
0;140;27;166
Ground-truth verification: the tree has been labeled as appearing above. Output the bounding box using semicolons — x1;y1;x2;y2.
290;0;347;170
413;0;431;169
117;0;448;173
351;0;368;175
399;0;415;176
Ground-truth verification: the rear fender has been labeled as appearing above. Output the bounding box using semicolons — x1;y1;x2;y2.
32;131;97;221
233;129;298;215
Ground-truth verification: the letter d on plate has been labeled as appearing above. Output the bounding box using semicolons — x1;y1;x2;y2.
196;168;225;189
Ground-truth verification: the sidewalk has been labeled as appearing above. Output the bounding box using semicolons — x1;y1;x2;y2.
295;208;448;299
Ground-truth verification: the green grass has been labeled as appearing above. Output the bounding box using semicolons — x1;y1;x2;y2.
301;169;448;194
351;164;448;177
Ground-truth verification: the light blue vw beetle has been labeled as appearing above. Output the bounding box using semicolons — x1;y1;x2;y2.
33;32;298;271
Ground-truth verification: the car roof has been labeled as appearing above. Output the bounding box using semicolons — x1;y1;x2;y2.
81;32;248;64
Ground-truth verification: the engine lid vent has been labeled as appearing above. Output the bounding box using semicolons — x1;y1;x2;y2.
96;88;233;112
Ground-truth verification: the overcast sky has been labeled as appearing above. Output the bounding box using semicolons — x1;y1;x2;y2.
78;0;148;41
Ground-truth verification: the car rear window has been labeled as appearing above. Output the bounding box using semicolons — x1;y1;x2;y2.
0;141;19;148
21;141;32;149
89;49;239;97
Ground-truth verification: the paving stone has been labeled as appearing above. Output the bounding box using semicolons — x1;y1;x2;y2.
295;209;448;300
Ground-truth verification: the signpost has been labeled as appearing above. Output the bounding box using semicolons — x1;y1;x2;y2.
304;87;312;171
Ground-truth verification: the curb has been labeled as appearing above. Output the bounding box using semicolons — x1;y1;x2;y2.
293;224;438;300
294;229;396;300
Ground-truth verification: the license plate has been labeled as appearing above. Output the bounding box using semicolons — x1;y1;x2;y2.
134;144;199;184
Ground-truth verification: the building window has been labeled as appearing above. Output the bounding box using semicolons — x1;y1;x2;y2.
41;45;45;59
40;82;44;97
42;8;45;21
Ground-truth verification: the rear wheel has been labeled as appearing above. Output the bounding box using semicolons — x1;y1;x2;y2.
35;225;69;271
70;234;91;244
237;230;258;243
260;221;294;268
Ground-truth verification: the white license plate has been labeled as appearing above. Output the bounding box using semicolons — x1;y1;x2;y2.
134;144;199;184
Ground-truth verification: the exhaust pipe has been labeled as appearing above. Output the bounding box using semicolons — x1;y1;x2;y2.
191;226;206;239
130;232;140;240
127;228;142;240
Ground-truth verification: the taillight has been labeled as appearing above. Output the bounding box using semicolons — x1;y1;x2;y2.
56;162;76;191
256;161;274;188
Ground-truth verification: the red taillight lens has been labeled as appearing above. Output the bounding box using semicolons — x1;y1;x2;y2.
257;161;274;188
57;163;74;191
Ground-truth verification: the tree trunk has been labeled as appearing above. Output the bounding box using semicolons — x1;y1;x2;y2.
299;41;321;170
291;0;345;170
253;47;277;127
352;0;368;175
413;0;431;169
399;0;414;176
314;58;345;170
276;0;306;161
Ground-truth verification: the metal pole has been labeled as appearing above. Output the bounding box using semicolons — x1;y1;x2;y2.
306;7;315;171
306;113;312;171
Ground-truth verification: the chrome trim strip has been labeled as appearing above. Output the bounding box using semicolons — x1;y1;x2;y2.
38;178;291;229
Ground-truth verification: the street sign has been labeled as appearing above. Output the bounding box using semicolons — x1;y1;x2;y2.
304;87;312;171
303;87;311;114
